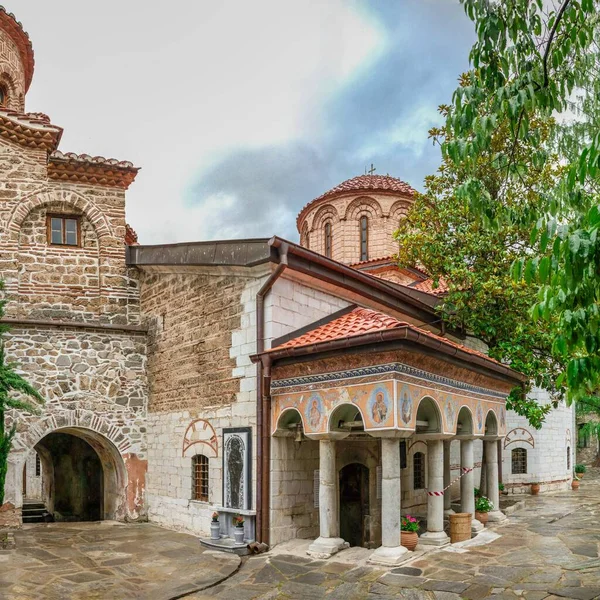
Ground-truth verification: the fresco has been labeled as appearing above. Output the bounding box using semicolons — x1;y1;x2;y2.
271;369;507;437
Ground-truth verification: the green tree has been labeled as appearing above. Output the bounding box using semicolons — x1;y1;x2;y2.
396;112;561;427
437;0;600;403
0;282;43;506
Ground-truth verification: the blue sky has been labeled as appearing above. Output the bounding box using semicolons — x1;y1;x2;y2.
13;1;474;244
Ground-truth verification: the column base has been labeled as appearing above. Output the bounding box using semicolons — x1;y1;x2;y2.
487;510;507;523
368;545;409;566
419;531;450;547
444;508;456;516
471;518;484;533
307;537;348;559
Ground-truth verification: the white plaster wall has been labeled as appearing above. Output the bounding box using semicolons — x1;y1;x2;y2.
503;388;575;493
23;451;42;500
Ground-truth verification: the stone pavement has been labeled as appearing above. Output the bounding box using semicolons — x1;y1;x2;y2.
0;521;240;600
189;476;600;600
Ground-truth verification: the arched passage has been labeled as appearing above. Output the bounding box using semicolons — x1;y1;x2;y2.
25;426;127;521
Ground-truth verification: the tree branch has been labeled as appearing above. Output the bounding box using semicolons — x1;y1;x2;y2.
543;0;572;88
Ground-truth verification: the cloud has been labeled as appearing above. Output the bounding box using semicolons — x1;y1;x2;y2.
185;1;475;242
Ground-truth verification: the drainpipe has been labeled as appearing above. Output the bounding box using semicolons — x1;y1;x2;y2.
255;242;288;544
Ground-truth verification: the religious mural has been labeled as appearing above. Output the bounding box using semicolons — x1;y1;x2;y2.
223;428;251;510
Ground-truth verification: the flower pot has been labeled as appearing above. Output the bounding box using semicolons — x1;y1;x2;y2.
531;484;540;496
572;480;580;490
475;511;489;525
576;472;584;479
400;531;418;551
233;527;245;544
210;521;221;540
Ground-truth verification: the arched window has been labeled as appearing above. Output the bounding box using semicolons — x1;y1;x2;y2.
192;454;209;501
301;225;310;249
360;215;368;261
413;451;425;490
567;447;571;471
511;448;527;474
324;222;332;258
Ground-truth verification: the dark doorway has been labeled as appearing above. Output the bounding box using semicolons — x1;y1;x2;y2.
339;463;369;547
37;432;104;521
22;463;26;497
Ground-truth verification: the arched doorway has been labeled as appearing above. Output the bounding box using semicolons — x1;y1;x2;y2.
339;462;369;547
36;432;104;521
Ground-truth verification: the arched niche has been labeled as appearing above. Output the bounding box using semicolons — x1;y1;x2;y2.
484;409;499;438
273;407;306;438
328;403;365;434
415;396;443;436
456;406;474;438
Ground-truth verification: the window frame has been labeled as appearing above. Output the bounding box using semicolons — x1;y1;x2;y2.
46;214;81;247
360;215;369;261
511;447;528;475
324;222;332;258
413;451;425;490
192;454;210;502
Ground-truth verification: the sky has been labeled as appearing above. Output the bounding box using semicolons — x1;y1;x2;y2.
11;1;475;244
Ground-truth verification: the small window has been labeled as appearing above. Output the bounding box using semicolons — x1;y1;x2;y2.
567;447;571;471
511;448;527;474
47;215;80;246
324;222;332;258
35;453;41;477
360;215;368;261
192;454;209;501
413;451;425;490
0;85;6;107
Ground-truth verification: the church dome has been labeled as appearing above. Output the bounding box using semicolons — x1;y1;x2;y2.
297;174;415;267
0;6;35;112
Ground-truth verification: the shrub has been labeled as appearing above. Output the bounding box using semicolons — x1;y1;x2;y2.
401;515;420;533
575;464;587;474
475;495;494;513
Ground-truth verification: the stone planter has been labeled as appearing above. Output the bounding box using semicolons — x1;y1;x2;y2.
400;531;418;551
233;527;244;544
475;511;489;526
572;480;580;490
210;521;221;540
531;484;540;496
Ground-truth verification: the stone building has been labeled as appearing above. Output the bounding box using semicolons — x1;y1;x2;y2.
0;7;147;527
0;7;575;563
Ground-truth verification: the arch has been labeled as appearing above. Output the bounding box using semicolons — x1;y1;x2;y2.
388;199;413;221
300;222;310;249
484;409;498;437
328;402;365;433
16;426;129;521
0;65;23;111
6;188;113;245
274;407;306;436
456;405;474;436
182;419;218;458
415;396;442;434
504;427;535;449
343;196;383;221
310;203;341;231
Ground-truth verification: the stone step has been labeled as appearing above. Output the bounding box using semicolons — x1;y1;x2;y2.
22;515;46;523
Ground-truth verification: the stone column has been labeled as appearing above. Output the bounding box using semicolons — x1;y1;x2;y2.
369;438;408;566
443;440;454;515
485;440;506;522
420;439;450;546
460;439;483;533
308;439;346;558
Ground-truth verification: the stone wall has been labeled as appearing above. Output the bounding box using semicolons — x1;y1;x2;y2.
0;26;27;112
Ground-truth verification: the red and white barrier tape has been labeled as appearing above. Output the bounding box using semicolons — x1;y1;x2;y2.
427;467;473;497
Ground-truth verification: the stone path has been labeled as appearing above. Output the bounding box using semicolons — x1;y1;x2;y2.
0;521;240;599
190;476;600;600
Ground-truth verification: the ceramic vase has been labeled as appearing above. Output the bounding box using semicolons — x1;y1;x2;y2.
234;527;244;544
531;484;540;495
210;521;221;540
400;531;418;551
475;511;489;525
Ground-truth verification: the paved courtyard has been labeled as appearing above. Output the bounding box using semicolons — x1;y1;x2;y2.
2;475;599;600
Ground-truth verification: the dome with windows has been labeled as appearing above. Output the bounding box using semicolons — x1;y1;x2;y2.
0;6;35;112
296;174;415;268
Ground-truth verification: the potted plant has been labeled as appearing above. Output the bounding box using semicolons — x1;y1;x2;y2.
210;512;220;540
233;515;245;544
499;482;508;496
474;495;493;525
400;515;419;551
572;478;580;490
575;464;586;479
530;482;540;495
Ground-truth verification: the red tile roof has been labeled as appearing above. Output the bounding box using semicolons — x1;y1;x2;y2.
270;306;500;366
297;175;416;229
412;278;449;296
